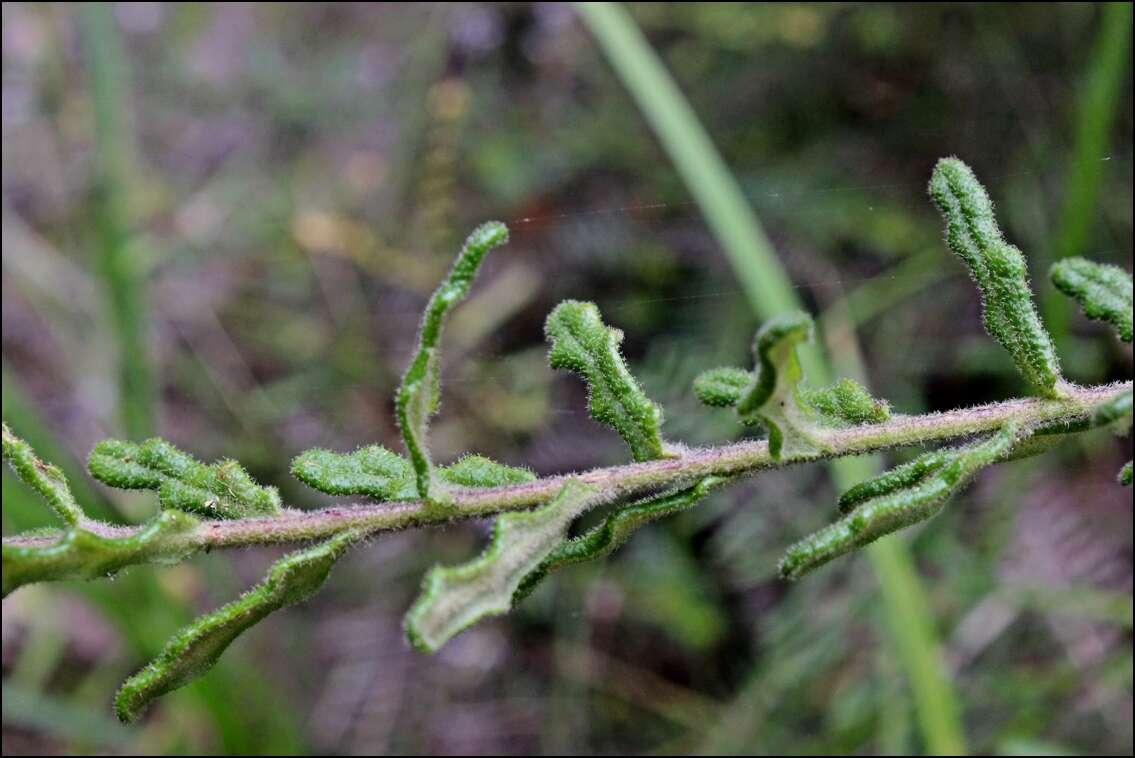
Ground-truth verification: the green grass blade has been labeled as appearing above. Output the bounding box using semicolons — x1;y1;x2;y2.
573;2;800;329
576;4;966;752
1045;2;1133;342
404;480;601;652
80;3;154;439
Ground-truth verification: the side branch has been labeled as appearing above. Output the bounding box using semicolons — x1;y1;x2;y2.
4;381;1127;558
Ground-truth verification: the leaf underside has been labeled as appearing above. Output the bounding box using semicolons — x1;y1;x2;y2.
513;475;730;603
404;480;602;653
736;311;827;459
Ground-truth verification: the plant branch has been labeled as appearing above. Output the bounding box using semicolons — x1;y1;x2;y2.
6;381;1127;559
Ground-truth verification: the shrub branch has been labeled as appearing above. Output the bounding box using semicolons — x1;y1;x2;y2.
6;381;1126;561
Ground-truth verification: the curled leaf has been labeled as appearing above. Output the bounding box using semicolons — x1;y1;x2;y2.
513;475;729;603
929;158;1063;397
292;446;534;501
396;221;510;504
115;529;361;722
736;311;827;459
545;300;668;461
780;423;1021;579
2;510;199;597
2;422;84;525
1050;257;1133;342
404;480;601;653
693;367;751;408
88;438;281;519
695;345;888;441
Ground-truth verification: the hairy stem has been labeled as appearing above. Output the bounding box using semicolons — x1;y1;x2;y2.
5;382;1126;561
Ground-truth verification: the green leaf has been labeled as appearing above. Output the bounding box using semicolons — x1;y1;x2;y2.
291;446;534;501
736;311;828;459
837;449;954;515
88;438;282;519
114;529;360;723
404;480;602;653
513;475;729;604
695;356;889;437
779;423;1022;579
292;445;417;500
693;367;752;408
1091;389;1132;429
395;221;510;505
929;158;1064;397
440;455;536;488
2;422;84;525
1050;257;1133;342
545;300;668;461
2;510;199;597
1093;391;1133;487
803;378;891;426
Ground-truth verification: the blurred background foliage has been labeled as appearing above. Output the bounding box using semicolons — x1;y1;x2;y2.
1;2;1132;755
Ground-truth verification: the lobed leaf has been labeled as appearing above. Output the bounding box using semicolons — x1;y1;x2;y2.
779;423;1021;579
2;422;84;525
929;158;1063;397
88;438;282;519
513;475;729;604
291;446;534;501
404;480;602;653
545;300;668;461
803;378;891;426
115;529;361;722
693;367;751;408
1050;257;1133;342
2;510;199;597
395;221;510;504
736;311;827;459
